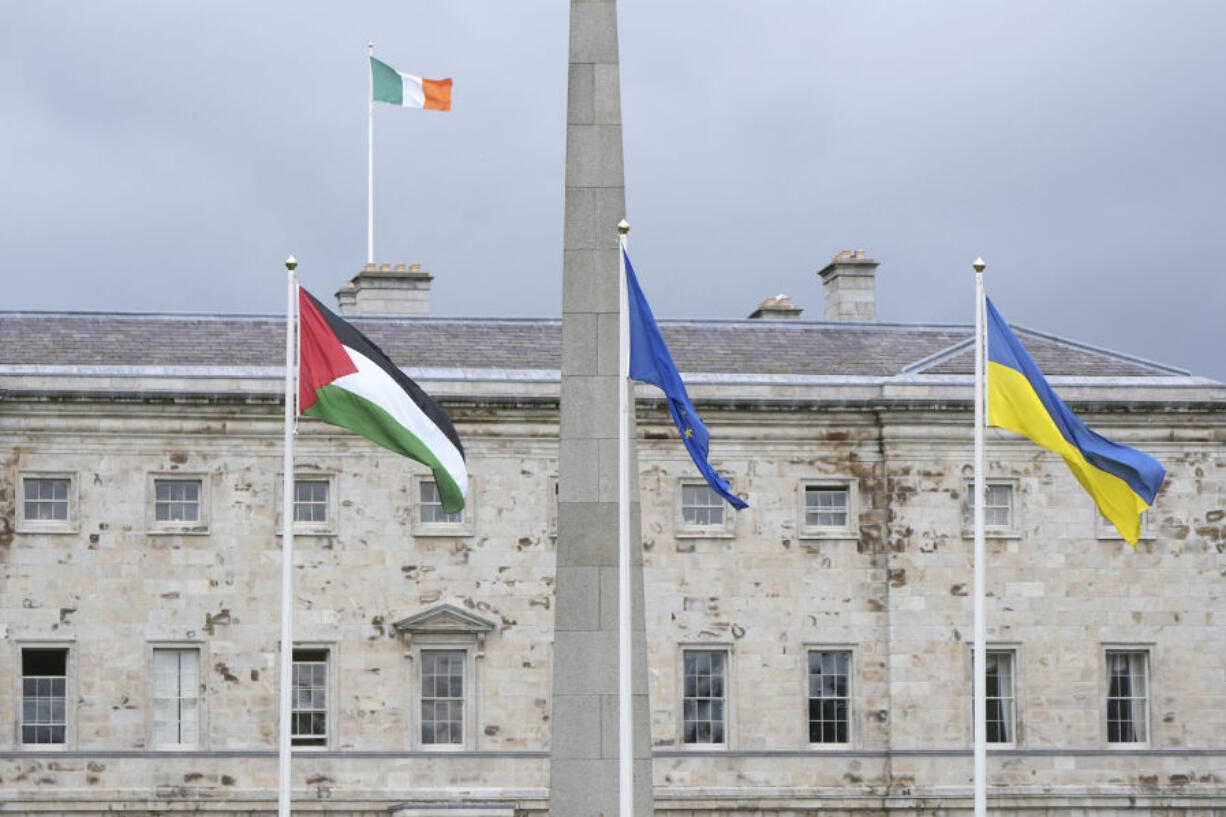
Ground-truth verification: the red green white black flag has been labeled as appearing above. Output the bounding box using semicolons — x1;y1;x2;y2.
297;287;467;512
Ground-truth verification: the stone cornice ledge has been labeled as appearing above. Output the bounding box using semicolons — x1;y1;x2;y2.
652;746;1226;757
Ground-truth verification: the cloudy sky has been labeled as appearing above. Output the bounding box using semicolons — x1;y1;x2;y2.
3;2;1224;380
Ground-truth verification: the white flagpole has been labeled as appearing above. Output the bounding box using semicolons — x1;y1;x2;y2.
616;218;632;817
367;43;375;266
972;256;987;817
277;255;299;817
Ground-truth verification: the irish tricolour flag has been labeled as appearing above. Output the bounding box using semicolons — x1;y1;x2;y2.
370;57;452;111
298;288;467;512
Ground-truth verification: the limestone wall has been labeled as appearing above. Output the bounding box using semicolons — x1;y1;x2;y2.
1;387;1224;814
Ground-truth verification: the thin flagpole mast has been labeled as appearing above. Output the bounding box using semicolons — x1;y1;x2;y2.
972;256;988;817
616;218;633;817
367;43;375;265
277;255;299;817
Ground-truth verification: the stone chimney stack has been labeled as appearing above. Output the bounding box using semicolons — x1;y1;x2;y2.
818;249;879;322
334;262;432;316
748;294;803;320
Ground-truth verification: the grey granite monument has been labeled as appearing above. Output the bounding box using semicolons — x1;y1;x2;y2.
550;0;653;814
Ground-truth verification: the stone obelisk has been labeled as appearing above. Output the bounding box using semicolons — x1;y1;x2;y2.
550;0;653;814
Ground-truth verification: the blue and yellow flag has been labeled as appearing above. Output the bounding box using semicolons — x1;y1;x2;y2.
986;298;1164;544
625;250;748;510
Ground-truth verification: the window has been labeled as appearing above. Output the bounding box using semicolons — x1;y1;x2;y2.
393;603;493;750
1107;650;1148;743
291;649;329;746
275;474;337;535
807;650;850;744
420;481;461;524
16;473;77;533
152;648;200;747
547;475;558;538
294;480;329;524
22;648;67;745
985;651;1015;744
421;650;464;745
676;482;734;537
799;480;858;538
983;484;1012;528
412;476;474;536
682;485;723;527
1097;509;1152;541
962;480;1017;535
682;650;726;745
24;478;70;521
806;487;848;528
155;480;200;522
147;474;210;534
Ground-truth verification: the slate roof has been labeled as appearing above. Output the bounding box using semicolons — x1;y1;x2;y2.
0;311;1187;378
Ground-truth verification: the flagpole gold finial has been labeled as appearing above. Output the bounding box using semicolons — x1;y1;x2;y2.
973;257;986;273
285;255;298;271
617;219;630;235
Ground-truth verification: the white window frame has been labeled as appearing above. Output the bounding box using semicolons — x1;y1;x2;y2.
798;479;858;540
678;644;733;749
411;475;475;537
275;473;339;536
15;472;79;534
148;643;205;750
804;645;855;748
961;478;1019;538
146;473;210;535
675;480;735;538
1104;646;1151;746
547;474;558;539
16;641;75;749
418;649;469;749
290;644;337;749
967;646;1020;747
1096;508;1153;541
394;604;494;751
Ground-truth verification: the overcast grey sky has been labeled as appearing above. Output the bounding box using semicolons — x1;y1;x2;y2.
3;2;1224;380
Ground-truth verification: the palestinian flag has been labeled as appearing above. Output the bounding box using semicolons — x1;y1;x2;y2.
298;287;467;512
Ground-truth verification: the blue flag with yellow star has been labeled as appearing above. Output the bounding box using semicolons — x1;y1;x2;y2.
625;249;748;510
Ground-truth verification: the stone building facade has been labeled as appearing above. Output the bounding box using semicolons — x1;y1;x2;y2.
1;257;1225;815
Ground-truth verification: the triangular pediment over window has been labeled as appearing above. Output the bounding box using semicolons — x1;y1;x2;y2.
394;604;496;652
393;604;496;637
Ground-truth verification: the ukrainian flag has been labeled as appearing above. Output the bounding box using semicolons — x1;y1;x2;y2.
986;298;1165;545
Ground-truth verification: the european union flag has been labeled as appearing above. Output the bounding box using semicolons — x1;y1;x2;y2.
624;250;748;510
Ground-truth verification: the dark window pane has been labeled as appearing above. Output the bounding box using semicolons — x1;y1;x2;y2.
23;649;67;675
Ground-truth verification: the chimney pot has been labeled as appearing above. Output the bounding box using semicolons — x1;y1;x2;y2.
393;263;407;272
363;263;376;272
409;263;422;273
818;250;879;322
748;293;803;320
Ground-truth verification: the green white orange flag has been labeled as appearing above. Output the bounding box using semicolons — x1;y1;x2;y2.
370;57;452;111
298;287;467;512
